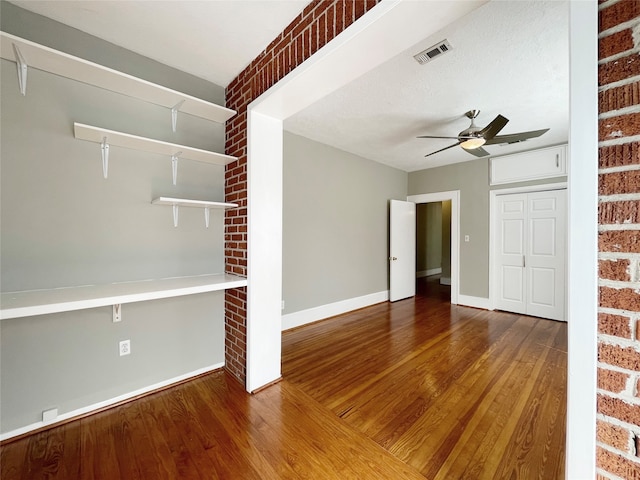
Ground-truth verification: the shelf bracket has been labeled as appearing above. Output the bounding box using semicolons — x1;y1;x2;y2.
171;152;182;186
172;204;179;227
101;137;110;179
12;43;28;96
204;207;210;228
171;100;185;132
113;304;122;322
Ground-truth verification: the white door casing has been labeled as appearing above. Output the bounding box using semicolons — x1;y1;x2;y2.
494;189;566;321
389;199;416;302
408;191;460;305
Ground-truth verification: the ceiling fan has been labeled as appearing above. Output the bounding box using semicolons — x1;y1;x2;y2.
417;110;549;158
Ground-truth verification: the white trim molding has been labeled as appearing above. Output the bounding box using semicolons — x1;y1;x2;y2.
417;268;442;278
0;362;224;442
457;295;491;310
566;1;598;476
281;291;389;331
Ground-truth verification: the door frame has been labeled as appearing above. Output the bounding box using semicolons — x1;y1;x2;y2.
407;191;460;305
489;182;568;312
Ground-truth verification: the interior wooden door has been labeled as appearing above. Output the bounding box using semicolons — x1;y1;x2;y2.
495;193;528;314
389;199;416;302
525;189;566;321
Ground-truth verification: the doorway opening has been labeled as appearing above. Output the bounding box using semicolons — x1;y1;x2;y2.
416;200;452;303
407;191;460;305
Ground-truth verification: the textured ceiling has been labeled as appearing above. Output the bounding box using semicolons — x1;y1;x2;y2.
9;0;569;172
7;0;310;87
285;0;569;171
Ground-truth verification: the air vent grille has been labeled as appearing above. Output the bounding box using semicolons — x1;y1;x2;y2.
413;39;452;65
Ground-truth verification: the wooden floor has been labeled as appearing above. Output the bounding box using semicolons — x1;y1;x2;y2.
282;277;567;479
1;277;566;479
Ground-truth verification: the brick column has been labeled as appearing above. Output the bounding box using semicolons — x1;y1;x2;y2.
223;0;380;385
596;1;640;477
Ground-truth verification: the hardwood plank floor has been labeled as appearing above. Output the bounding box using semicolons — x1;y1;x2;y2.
1;369;425;479
282;277;567;479
1;277;566;479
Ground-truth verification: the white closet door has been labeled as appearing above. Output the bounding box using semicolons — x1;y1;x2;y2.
526;190;566;321
495;194;527;314
494;189;566;321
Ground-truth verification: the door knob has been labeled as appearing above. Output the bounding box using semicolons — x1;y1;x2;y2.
390;256;397;261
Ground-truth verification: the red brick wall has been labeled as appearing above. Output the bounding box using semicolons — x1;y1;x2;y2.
597;1;640;477
223;0;380;385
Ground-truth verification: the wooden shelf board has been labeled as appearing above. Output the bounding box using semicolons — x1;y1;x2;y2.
1;31;236;124
74;123;236;166
0;274;247;320
152;197;237;209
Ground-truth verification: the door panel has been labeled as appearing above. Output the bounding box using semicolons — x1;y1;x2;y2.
526;190;566;321
503;219;525;254
502;266;525;303
495;194;527;314
389;200;416;302
529;267;556;306
531;218;556;256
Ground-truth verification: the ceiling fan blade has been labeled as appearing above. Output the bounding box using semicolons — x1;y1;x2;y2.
424;141;461;157
417;135;475;140
484;128;550;146
465;146;490;158
479;114;509;140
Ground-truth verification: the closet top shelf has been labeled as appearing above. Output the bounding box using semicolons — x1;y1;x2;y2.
0;31;236;124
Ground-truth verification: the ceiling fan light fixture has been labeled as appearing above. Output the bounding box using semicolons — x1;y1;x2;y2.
460;137;486;149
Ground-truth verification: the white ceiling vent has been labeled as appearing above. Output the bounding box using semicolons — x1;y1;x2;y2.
413;39;453;65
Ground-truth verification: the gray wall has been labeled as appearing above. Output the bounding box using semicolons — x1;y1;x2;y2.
283;132;407;314
1;4;227;434
416;203;442;274
409;157;566;298
0;1;223;104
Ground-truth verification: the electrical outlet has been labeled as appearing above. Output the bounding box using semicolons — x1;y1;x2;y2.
119;339;131;356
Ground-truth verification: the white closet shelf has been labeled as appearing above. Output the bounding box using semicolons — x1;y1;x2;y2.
152;197;238;209
0;31;236;124
74;123;236;166
0;274;247;320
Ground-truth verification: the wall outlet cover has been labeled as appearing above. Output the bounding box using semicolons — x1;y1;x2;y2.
119;339;131;356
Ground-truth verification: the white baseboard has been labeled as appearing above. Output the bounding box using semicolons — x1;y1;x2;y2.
440;276;451;285
416;268;442;278
282;291;389;331
456;294;492;310
0;362;225;442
